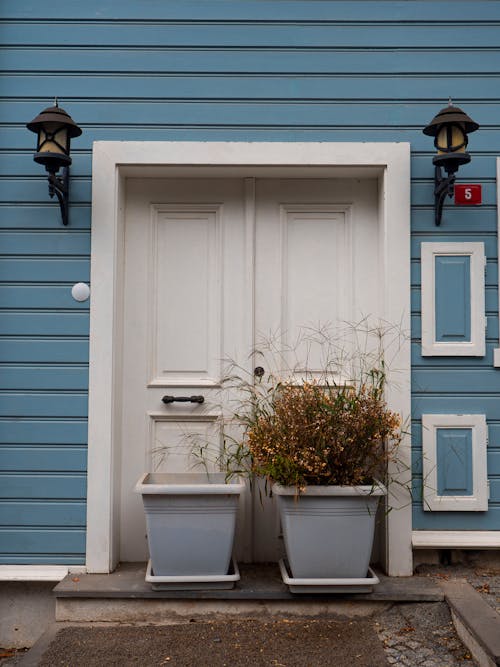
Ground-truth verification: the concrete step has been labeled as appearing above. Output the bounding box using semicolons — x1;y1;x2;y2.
54;563;444;623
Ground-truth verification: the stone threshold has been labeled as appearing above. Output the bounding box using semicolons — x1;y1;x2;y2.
54;562;443;602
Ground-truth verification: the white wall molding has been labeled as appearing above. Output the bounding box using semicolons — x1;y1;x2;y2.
87;141;412;576
413;531;500;549
421;242;486;357
0;566;71;581
422;413;488;512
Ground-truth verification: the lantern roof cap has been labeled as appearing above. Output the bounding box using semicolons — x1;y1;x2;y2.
26;102;82;138
423;102;479;137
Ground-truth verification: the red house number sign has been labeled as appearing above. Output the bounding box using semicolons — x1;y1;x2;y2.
454;184;482;206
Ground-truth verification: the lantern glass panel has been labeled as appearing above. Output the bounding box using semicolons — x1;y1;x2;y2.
38;123;69;156
436;124;467;154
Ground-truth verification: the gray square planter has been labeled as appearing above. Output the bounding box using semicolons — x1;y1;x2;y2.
273;482;386;580
135;473;244;579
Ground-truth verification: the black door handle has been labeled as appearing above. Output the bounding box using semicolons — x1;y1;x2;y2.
162;395;205;404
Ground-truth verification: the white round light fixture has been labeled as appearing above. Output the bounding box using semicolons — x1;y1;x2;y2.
71;282;90;302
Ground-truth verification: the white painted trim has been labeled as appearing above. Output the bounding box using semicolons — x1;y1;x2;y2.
421;242;486;356
87;141;412;576
413;531;500;549
422;414;488;512
0;565;69;581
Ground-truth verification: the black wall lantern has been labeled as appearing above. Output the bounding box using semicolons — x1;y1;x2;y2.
26;100;82;226
423;101;479;226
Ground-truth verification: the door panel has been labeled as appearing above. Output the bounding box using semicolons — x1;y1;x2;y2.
121;179;249;561
150;205;222;386
252;178;379;560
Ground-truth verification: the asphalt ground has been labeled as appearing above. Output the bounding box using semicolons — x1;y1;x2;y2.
8;603;476;667
37;620;390;667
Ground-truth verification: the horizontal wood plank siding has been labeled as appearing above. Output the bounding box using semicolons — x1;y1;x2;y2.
1;0;499;562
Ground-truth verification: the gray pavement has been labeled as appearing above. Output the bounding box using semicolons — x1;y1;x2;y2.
6;560;500;666
2;603;476;667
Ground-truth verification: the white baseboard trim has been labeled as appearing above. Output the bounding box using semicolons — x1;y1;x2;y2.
413;531;500;549
0;565;83;581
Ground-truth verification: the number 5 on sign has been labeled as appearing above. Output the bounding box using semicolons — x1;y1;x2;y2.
454;184;482;205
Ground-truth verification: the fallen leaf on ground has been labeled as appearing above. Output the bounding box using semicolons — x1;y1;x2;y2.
475;583;490;593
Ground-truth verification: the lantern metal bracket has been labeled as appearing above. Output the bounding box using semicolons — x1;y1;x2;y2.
47;166;69;226
434;165;455;227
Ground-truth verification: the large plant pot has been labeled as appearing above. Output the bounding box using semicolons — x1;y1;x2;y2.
135;472;244;578
273;482;387;579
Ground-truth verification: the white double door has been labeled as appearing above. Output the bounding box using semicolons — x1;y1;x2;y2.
120;176;379;562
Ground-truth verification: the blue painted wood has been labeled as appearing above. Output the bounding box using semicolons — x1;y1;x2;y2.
412;506;500;530
0;178;90;204
0;286;90;310
0;155;92;178
411;212;497;235
436;428;473;496
412;342;497;366
411;314;498;341
0;258;90;282
0;419;88;444
0;446;86;471
414;421;500;446
412;369;500;394
413;397;500;420
435;255;471;343
0;287;90;309
0;205;91;229
411;182;496;208
2;100;498;127
412;156;497;180
0;555;85;564
5;1;500;21
411;260;498;287
0;474;86;499
0;341;89;363
0;231;90;256
412;286;496;314
412;448;500;476
4;22;500;49
0;393;88;418
0;501;86;526
8;74;500;102
489;479;500;500
0;367;89;390
0;528;86;554
0;313;89;336
6;48;500;76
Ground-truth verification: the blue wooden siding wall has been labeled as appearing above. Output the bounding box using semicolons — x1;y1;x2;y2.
1;0;500;563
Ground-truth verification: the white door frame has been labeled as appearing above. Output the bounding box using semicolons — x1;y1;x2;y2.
87;141;412;576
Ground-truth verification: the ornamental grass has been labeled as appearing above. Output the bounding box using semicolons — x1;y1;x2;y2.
246;377;401;489
217;322;406;491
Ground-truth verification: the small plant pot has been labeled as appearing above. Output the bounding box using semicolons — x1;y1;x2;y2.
273;482;386;580
135;472;244;581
